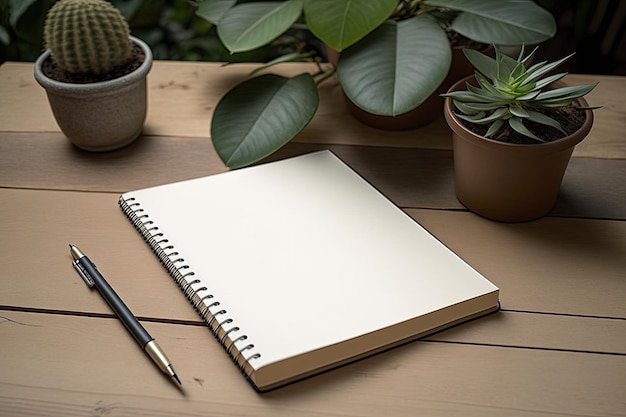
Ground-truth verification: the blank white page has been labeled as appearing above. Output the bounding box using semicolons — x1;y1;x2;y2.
121;151;498;379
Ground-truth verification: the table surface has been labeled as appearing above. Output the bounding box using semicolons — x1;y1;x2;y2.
1;60;625;417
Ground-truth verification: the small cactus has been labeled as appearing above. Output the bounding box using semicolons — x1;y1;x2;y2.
44;0;132;75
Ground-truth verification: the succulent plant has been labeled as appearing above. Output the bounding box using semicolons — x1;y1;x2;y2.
441;46;598;142
43;0;132;75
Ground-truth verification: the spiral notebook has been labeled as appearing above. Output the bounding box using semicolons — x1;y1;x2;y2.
119;150;499;391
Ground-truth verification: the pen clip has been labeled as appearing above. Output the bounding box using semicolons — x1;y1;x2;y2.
73;260;95;288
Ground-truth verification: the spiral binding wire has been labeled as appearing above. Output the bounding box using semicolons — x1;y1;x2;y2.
119;196;262;374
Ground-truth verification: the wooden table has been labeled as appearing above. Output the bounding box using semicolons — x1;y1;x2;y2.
1;60;625;417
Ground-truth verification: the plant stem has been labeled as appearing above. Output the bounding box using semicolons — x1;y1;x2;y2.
313;64;336;86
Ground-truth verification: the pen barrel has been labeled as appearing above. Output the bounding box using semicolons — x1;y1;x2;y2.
80;256;152;347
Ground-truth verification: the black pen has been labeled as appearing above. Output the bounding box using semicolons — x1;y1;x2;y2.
69;244;181;385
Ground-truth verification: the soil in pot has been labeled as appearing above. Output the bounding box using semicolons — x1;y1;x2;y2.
42;43;145;84
459;105;587;144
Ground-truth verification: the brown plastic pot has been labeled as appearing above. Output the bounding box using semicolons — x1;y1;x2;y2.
443;76;594;222
344;90;442;130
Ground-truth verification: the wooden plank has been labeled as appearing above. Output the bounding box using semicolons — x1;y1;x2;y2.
1;135;625;219
1;311;625;417
553;156;626;219
1;61;624;159
2;58;624;417
0;61;320;138
2;189;625;333
426;310;626;355
411;209;626;318
270;143;626;220
0;62;56;133
573;74;626;159
0;189;202;323
0;132;227;193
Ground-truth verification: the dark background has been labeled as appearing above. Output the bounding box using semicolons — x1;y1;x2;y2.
1;0;624;75
535;0;626;75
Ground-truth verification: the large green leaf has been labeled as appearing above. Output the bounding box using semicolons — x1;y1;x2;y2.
211;74;319;169
195;0;237;25
304;0;397;51
337;16;451;116
217;0;303;53
425;0;556;45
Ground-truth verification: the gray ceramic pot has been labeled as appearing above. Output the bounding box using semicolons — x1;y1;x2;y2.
34;36;152;152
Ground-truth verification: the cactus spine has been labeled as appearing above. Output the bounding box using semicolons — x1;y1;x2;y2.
44;0;132;75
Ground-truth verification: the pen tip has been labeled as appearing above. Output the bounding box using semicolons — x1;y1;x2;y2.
173;374;182;385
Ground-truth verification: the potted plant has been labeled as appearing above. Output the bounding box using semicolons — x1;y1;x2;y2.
195;0;556;168
34;0;152;152
441;45;598;222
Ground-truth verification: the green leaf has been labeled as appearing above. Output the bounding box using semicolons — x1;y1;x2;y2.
535;83;598;102
531;72;567;90
508;106;529;118
196;0;237;25
304;0;396;51
485;119;504;137
519;53;574;87
453;101;475;114
525;110;566;134
425;0;556;45
515;90;541;101
475;72;515;99
520;45;538;65
463;48;498;81
338;16;451;116
509;117;543;142
455;110;486;121
466;82;508;101
509;61;526;81
454;101;505;113
494;46;518;81
217;0;303;53
443;89;501;104
456;107;510;124
211;74;319;169
532;100;575;108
